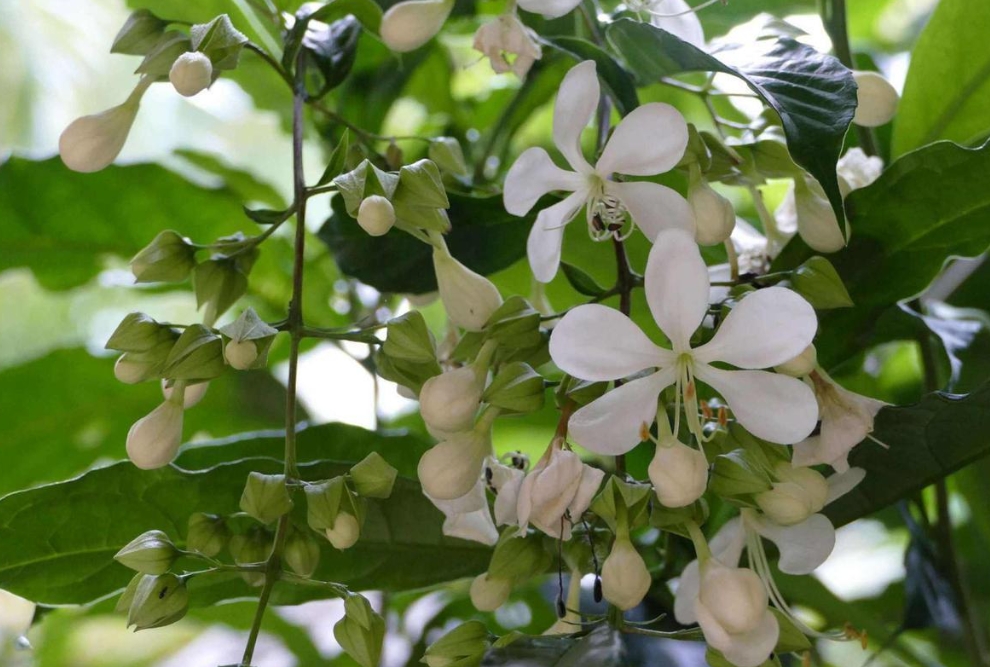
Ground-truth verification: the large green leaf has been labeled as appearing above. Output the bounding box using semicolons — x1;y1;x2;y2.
605;19;857;224
543;37;639;116
826;380;990;527
892;0;990;156
0;445;489;606
0;158;254;290
318;192;531;294
774;141;990;367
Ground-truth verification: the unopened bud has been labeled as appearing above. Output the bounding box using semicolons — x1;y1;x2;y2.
115;354;158;384
469;573;512;612
239;472;293;525
357;195;396;236
114;530;180;574
688;175;735;246
127;573;189;630
131;230;197;283
775;344;817;378
792;177;845;253
433;247;503;331
162;379;209;408
699;561;767;635
429;137;469;176
756;463;828;525
419;366;485;434
326;512;361;550
852;71;898;127
349;452;398;499
170;51;213;97
229;528;272;587
380;0;454;53
186;513;229;557
225;339;258;370
422;620;491;667
126;399;184;469
59;78;151;173
284;529;321;578
601;536;651;610
648;439;709;508
334;594;385;667
418;427;492;501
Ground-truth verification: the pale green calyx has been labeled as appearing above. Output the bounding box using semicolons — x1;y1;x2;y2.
334;594;386;667
483;362;545;414
239;472;293;525
349;452;399;499
111;9;168;55
283;528;321;578
114;530;180;574
186;513;229;557
190;14;248;71
126;573;189;630
219;308;277;370
421;620;491;667
131;230;197;283
429;137;469;176
161;324;225;382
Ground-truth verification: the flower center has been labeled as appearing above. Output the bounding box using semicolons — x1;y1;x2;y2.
585;176;632;242
673;353;709;444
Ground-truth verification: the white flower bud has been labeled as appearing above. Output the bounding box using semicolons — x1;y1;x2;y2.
326;512;361;550
433;247;503;331
419;366;485;435
852;70;898;128
790;176;845;253
169;51;213;97
469;573;512;612
418;428;492;501
774;344;817;378
125;399;184;469
648;439;709;508
755;464;828;525
356;195;396;236
836;148;883;197
380;0;454;53
59;78;151;173
115;355;155;384
225;338;259;370
473;13;543;78
601;536;651;610
698;562;767;635
689;177;735;246
162;380;208;408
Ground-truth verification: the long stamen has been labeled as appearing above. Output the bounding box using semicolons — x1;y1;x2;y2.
642;0;722;18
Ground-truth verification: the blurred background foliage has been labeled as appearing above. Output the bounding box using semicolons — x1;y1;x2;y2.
2;0;990;665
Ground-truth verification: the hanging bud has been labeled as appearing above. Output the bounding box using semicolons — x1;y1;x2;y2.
59;77;152;173
161;324;225;382
429;137;470;176
111;9;168;55
422;620;491;667
787;176;846;253
114;354;159;384
380;0;455;53
694;559;777;665
283;528;321;578
229;528;272;587
469;573;513;612
127;573;189;630
169;51;213;97
356;195;396;236
326;512;361;550
162;379;208;408
126;396;184;469
349;452;399;499
755;463;829;525
852;70;898;127
473;13;543;79
114;530;180;575
600;536;651;611
688;165;735;246
186;513;229;557
648;438;709;508
306;477;365;549
224;339;260;369
219;307;278;371
419;365;487;435
418;413;496;501
775;344;817;378
131;230;197;283
432;244;503;331
239;472;293;525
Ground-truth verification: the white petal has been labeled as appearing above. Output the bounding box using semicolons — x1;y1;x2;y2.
695;601;733;651
503;147;585;216
651;0;706;49
493;468;524;526
443;508;499;546
604;180;693;242
568;368;676;455
673;559;700;624
516;0;582;18
693;286;817;369
568;464;606;520
709;517;746;567
379;0;454;53
825;467;866;505
694;366;818;445
751;513;836;575
553;61;598;174
596;103;688;176
549;303;673;381
720;609;779;667
644;229;710;351
428;479;488;516
791;435;852;473
0;590;36;637
853;71;899;127
527;190;586;283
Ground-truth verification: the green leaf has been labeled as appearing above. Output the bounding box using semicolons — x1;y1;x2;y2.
826;380;990;527
318;192;531;294
485;627;622;667
560;262;607;298
774;141;990;367
0;451;490;606
606;19;856;225
543;37;639;116
0;158;254;290
892;0;990;156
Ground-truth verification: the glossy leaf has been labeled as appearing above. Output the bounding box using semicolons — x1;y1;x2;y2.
543;36;639;116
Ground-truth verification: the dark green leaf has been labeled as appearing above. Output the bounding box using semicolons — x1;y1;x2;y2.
486;627;622;667
300;15;362;99
543;36;639;116
560;262;607;298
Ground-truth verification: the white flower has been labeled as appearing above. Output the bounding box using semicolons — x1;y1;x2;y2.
59;77;152;173
836;147;884;197
470;573;513;611
793;369;887;473
432;243;503;331
427;479;499;546
357;195;396;236
325;512;361;550
516;0;583;19
473;13;542;78
487;459;525;527
379;0;455;53
125;392;185;469
649;434;709;508
169;51;213;97
516;443;605;539
503;60;692;282
601;535;652;610
549;228;819;455
631;0;706;49
852;71;898;127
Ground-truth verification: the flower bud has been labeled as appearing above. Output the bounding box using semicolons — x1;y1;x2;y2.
473;13;542;78
59;78;151;173
162;379;209;408
600;536;651;610
756;463;828;525
334;594;385;667
115;354;157;384
698;562;767;635
239;472;293;525
224;339;258;370
284;529;321;578
648;439;709;508
169;51;213;97
306;476;365;536
161;324;225;383
775;344;817;378
688;175;735;246
469;573;512;612
114;530;180;574
349;452;398;499
432;247;503;331
380;0;454;53
127;573;189;630
130;230;197;283
355;195;396;236
419;366;485;434
789;176;845;253
186;513;229;557
229;528;272;587
852;70;898;127
418;425;493;501
326;512;361;550
126;399;184;469
422;620;490;667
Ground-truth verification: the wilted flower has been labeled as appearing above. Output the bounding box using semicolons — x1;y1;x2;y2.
516;442;604;539
59;77;153;173
426;479;499;546
169;51;213;97
473;13;542;78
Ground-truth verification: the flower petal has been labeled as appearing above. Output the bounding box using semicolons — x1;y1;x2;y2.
644;228;710;352
527;190;586;282
693;286;817;368
709;517;746;567
503;147;585;216
568;368;676;455
553;61;598;174
568;464;606;520
651;0;706;48
443;508;499;546
550;303;674;381
720;609;779;667
791;435;853;473
673;559;700;624
516;0;582;18
596;103;688;177
694;366;818;444
825;467;866;504
751;513;836;575
604;180;692;242
380;0;454;53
